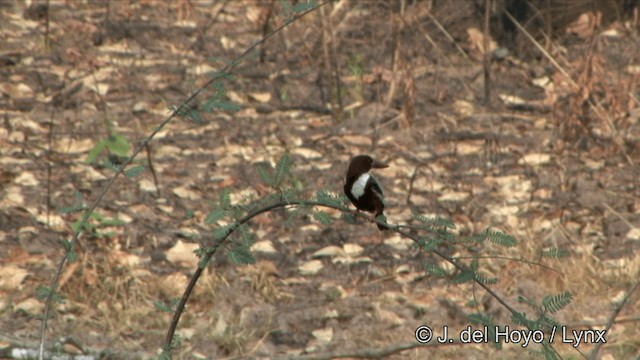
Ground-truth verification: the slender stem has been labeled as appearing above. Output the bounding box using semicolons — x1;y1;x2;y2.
38;2;332;358
162;198;558;358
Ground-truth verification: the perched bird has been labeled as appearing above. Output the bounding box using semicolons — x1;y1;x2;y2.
344;155;389;230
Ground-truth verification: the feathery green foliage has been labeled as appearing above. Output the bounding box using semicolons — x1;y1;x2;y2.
274;153;292;187
61;239;77;263
452;268;476;284
258;154;292;188
203;80;241;113
169;104;202;124
313;210;332;225
194;247;213;269
219;189;232;210
86;133;131;163
468;313;502;349
474;273;498;285
340;211;357;224
541;247;569;259
35;285;64;304
213;224;234;241
412;210;455;229
57;191;86;214
423;262;448;277
205;209;226;225
511;311;539;329
316;190;342;208
154;299;176;313
124;165;145;177
228;242;256;265
484;228;517;247
517;295;540;310
418;236;445;251
542;291;572;313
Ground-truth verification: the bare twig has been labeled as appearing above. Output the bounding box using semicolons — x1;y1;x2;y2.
145;143;160;197
162;196;562;358
588;279;640;360
424;9;473;64
483;0;492;105
402;14;476;99
37;2;332;359
284;340;465;360
503;10;632;165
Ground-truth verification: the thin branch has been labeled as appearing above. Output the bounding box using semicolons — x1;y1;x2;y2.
162;197;562;358
588;278;640;360
284;340;465;360
503;10;632;165
37;2;332;359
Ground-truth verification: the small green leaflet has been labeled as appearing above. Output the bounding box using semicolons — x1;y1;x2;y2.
124;165;145;177
228;243;256;265
205;209;226;225
106;134;130;157
313;210;332;225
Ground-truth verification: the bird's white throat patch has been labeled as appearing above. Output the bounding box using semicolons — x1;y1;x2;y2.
351;173;370;199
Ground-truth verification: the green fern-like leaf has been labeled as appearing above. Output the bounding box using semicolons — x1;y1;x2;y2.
228;243;256;265
103;159;121;173
185;108;203;124
511;311;539;329
467;313;501;349
195;248;213;269
124;165;145;177
61;240;78;262
257;166;274;187
474;273;498;285
154;299;173;313
292;0;317;14
213;224;234;241
517;295;539;310
419;236;444;251
541;343;558;360
205;209;226;225
452;269;476;284
106;134;131;157
412;209;455;229
316;190;342;208
86;139;107;163
538;312;560;328
65;191;85;213
541;247;569;258
204;99;241;112
219;189;232;210
542;291;572;313
35;285;64;304
238;224;254;245
273;153;292;187
423;263;448;277
484;228;516;247
313;210;332;225
340;212;357;224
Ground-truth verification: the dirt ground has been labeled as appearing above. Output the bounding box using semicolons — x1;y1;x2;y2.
1;0;640;359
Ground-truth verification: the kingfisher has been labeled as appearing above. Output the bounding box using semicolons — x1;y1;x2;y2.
344;155;389;230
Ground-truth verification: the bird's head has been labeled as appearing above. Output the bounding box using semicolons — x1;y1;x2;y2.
346;155;388;179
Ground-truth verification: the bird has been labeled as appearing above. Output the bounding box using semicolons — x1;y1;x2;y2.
344;155;389;230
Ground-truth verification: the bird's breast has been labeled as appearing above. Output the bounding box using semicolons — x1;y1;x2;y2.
350;173;370;199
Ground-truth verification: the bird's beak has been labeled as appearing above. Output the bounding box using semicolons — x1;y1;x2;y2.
372;159;389;169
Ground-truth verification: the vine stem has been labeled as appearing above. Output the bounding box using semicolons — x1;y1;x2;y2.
162;198;559;359
37;2;331;359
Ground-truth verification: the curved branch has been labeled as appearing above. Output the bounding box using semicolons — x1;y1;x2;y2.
38;2;332;359
161;197;560;358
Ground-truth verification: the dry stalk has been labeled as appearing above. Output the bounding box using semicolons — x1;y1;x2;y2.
504;10;632;164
